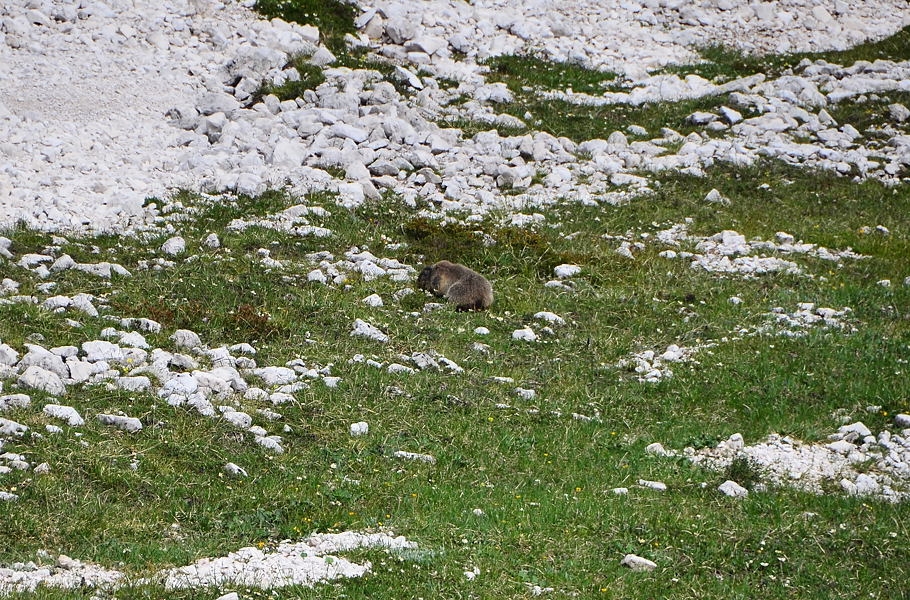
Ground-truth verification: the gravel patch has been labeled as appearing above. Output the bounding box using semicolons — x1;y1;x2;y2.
2;2;909;232
0;532;416;594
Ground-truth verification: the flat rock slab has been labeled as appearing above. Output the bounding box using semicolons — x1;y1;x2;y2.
621;554;657;572
97;413;143;433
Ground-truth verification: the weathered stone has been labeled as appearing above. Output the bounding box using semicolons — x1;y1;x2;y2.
171;329;203;349
97;413;143;433
718;480;749;497
385;17;416;44
0;394;30;411
18;365;66;396
621;554;657;572
161;236;185;256
43;404;84;427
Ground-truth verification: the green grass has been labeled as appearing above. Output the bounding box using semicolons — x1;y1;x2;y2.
482;54;622;96
451;53;762;142
449;27;910;143
1;161;909;598
662;25;910;81
2;11;910;600
251;57;326;105
442;88;759;143
253;0;356;55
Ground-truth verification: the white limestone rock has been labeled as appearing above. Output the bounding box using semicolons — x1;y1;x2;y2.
534;311;565;325
838;421;872;442
554;264;580;279
0;343;19;366
718;480;749;498
224;462;248;477
0;418;29;437
115;376;151;392
222;410;253;429
350;319;389;343
512;327;538;342
637;479;667;491
252;367;298;386
255;434;284;453
203;233;221;249
362;294;383;307
645;442;671;456
43;404;85;427
97;413;143;433
393;450;436;464
19;344;68;378
889;103;910;122
171;329;203;350
0;394;30;411
620;554;657;572
704;188;730;205
18;365;67;396
82;340;125;363
161;236;186;256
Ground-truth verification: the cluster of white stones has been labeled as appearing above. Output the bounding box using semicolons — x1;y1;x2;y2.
360;0;910;76
0;322;339;457
2;1;910;232
761;303;856;336
0;532;416;594
306;247;415;286
677;418;910;502
0;0;326;231
615;299;856;382
655;225;866;277
616;343;707;383
160;532;416;590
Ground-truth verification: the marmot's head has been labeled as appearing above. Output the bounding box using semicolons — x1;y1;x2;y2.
416;265;434;291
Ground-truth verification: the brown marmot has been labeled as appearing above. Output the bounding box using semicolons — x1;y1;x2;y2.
417;261;493;311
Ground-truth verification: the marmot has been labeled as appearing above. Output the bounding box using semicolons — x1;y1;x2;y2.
417;261;493;311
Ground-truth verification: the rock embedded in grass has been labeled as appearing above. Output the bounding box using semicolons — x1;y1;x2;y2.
223;462;248;477
17;365;67;396
0;394;30;412
170;329;203;350
645;442;671;456
533;311;565;325
160;236;186;256
43;404;84;427
553;264;580;279
393;450;436;464
96;413;143;433
350;319;390;343
718;480;749;498
620;554;657;572
512;327;538;342
637;479;668;492
362;293;383;307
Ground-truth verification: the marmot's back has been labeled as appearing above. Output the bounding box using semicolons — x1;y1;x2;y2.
417;261;493;311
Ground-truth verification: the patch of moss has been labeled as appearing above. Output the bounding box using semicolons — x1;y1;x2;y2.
724;456;762;490
253;0;356;54
402;217;487;265
402;217;585;279
663;25;910;81
483;54;621;95
251;59;326;104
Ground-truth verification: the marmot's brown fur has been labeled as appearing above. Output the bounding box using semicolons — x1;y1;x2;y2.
417;261;493;311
